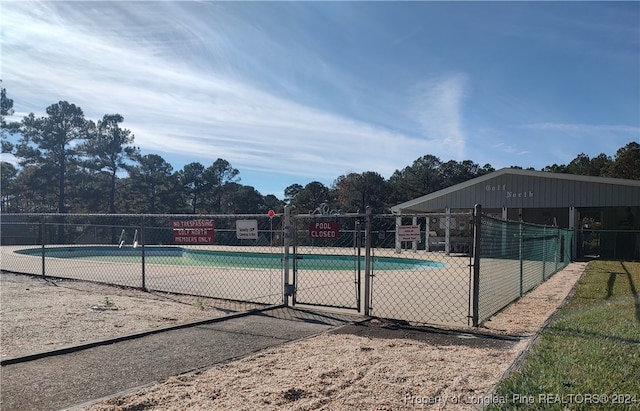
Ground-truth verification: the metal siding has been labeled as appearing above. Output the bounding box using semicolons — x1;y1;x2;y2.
450;189;460;209
503;175;515;208
563;179;573;205
533;175;545;207
562;179;572;206
583;181;593;205
548;178;558;206
540;176;549;207
604;183;613;205
473;181;490;207
582;181;596;206
505;174;532;208
482;176;505;208
460;188;470;208
587;181;595;205
399;171;640;212
563;179;574;205
595;182;604;205
565;180;576;205
605;183;613;207
624;185;637;206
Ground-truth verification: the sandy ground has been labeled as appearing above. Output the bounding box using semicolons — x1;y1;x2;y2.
1;262;587;410
0;274;263;359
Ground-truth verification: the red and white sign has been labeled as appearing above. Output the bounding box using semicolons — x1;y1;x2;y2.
398;225;421;242
308;221;340;239
171;219;215;244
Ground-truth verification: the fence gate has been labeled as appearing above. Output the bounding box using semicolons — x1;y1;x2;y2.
287;209;475;325
290;212;364;311
367;213;474;326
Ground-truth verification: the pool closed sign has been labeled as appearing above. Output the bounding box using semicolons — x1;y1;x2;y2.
308;221;340;239
171;219;216;244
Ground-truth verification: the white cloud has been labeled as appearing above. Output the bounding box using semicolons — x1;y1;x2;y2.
491;142;530;156
409;73;469;159
3;2;437;183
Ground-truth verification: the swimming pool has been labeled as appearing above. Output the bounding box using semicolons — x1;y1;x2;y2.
15;246;444;270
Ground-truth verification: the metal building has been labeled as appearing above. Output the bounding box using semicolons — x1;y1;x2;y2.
391;168;640;260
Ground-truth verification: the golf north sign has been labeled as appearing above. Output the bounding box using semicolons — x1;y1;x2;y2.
308;221;340;238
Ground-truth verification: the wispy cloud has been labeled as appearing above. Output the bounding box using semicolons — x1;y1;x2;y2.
3;2;438;181
4;1;636;194
521;123;640;135
491;142;530;156
409;73;469;159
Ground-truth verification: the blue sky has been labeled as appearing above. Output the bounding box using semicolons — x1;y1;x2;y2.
2;1;639;198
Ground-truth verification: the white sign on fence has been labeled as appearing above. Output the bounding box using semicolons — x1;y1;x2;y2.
398;225;421;242
236;220;258;240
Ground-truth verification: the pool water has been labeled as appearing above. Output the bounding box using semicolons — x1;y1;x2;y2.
15;246;444;270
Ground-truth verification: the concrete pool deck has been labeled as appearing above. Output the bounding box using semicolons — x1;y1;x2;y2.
1;244;474;326
2;243;559;327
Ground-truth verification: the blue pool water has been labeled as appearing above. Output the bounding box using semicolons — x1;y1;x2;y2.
15;246;444;270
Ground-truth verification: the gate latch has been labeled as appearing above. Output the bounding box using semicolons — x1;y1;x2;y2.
284;284;295;297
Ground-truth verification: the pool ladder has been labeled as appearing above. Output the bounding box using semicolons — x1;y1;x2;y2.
118;229;139;248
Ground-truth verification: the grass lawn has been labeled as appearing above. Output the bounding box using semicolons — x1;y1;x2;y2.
487;260;640;410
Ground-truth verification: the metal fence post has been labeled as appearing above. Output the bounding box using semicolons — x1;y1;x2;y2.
394;215;401;254
445;207;451;255
519;221;524;297
141;216;146;290
40;218;46;278
412;215;418;253
283;205;291;306
355;218;362;313
363;207;373;316
556;229;561;271
471;204;481;327
542;226;547;280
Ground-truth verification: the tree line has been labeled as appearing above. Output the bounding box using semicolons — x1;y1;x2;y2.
1;88;638;215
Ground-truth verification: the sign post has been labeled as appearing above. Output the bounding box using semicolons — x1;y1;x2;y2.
268;210;275;246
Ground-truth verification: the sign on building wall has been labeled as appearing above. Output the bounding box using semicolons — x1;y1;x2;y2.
171;219;215;244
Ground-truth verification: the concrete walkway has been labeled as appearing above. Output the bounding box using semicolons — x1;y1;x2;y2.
0;307;361;411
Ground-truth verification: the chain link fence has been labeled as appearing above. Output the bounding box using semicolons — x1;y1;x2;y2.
1;207;574;327
1;213;284;306
474;209;573;325
366;212;474;326
291;213;365;311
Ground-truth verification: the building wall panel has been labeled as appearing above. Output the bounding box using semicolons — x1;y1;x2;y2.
418;176;639;210
395;170;640;214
